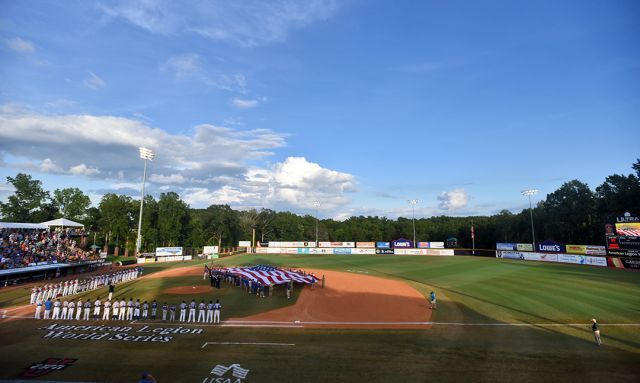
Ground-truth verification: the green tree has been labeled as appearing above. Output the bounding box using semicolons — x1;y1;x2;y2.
98;193;134;255
0;173;50;222
540;180;597;243
157;192;190;246
52;187;91;220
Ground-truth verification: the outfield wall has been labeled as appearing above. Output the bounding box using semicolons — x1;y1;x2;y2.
496;251;607;267
254;247;454;256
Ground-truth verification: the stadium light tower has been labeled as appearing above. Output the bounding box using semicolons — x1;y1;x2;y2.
136;147;155;256
313;200;320;246
408;199;418;248
521;189;538;250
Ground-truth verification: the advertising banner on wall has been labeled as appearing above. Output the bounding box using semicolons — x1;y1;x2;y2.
392;238;413;248
497;243;517;251
566;245;607;255
539;253;558;262
496;251;522;260
375;249;394;255
238;241;252;247
155;247;183;257
537;240;565;253
522;253;541;261
615;222;640;237
516;243;534;252
318;242;355;248
585;256;607;267
426;249;454;256
351;248;377;254
203;246;219;255
557;254;586;265
417;242;430;248
376;242;391;249
394;249;428;255
268;241;316;248
417;242;446;249
356;242;375;248
606;236;640;256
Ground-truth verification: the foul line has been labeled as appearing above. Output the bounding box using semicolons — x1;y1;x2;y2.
201;341;295;349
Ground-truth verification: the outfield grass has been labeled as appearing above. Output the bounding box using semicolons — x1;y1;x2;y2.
0;254;638;382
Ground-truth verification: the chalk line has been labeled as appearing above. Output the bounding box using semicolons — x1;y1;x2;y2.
201;341;295;349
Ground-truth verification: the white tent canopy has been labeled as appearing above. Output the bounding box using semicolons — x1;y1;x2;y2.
0;222;49;229
40;218;85;228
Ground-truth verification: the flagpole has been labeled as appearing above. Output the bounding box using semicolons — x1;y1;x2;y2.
471;219;475;255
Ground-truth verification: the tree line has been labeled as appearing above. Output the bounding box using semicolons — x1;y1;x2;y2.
1;160;638;255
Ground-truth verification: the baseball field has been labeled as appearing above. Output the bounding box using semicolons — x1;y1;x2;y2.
0;254;639;382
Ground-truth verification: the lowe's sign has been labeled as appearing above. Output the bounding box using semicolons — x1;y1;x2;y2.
536;240;565;253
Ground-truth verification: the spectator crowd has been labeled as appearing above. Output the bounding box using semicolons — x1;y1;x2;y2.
0;227;97;270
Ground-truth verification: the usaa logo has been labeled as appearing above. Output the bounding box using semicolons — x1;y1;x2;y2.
203;364;250;383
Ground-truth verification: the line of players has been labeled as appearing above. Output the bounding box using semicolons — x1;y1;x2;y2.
29;267;140;304
35;297;223;324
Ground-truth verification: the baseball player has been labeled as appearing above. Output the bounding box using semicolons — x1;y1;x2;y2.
187;299;196;322
118;298;127;321
161;302;168;321
206;300;214;323
213;299;222;324
67;300;75;320
142;301;149;320
134;299;141;320
151;300;157;320
430;291;437;309
197;300;206;322
126;298;134;321
169;303;176;322
61;300;69;319
43;298;52;319
76;299;83;320
112;299;119;320
83;300;91;321
102;300;111;320
179;301;186;322
34;297;43;319
30;287;37;305
52;299;61;320
93;297;101;320
591;319;602;346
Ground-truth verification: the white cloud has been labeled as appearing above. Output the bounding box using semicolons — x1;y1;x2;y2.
4;37;35;53
0;107;357;210
39;158;63;173
437;189;469;210
232;97;266;109
149;173;185;184
161;54;247;92
83;72;106;90
102;1;342;47
69;163;99;176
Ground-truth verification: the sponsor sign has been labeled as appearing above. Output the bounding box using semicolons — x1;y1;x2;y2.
585;256;607;267
536;240;565;253
155;247;183;257
516;243;534;252
19;358;77;379
539;253;558;262
333;248;352;254
566;245;607;255
318;242;355;248
351;248;376;255
309;248;334;254
496;251;522;260
620;257;640;269
557;254;586;265
417;242;430;248
238;241;251;247
392;238;413;248
616;213;640;223
394;249;428;255
496;243;517;251
522;253;541;261
417;242;446;249
615;222;640;237
376;242;391;249
203;246;219;255
426;249;454;256
268;241;315;248
375;249;394;255
204;363;250;383
607;236;640;256
356;242;376;248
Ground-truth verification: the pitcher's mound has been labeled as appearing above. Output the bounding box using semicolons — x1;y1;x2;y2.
164;286;212;294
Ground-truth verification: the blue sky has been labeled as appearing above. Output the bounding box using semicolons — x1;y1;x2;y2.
0;0;638;219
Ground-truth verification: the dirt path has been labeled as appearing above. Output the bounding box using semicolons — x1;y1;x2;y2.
232;268;431;329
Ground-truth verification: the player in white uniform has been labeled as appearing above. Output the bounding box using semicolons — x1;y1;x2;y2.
61;300;69;319
102;300;111;320
93;297;101;320
83;300;91;321
67;300;75;320
142;301;149;320
76;299;83;320
213;299;222;323
179;301;187;322
112;300;119;320
187;299;196;322
206;301;214;323
197;301;206;322
119;298;127;321
30;287;37;304
34;298;43;319
52;299;61;320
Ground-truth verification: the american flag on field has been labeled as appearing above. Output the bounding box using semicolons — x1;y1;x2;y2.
225;265;318;285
